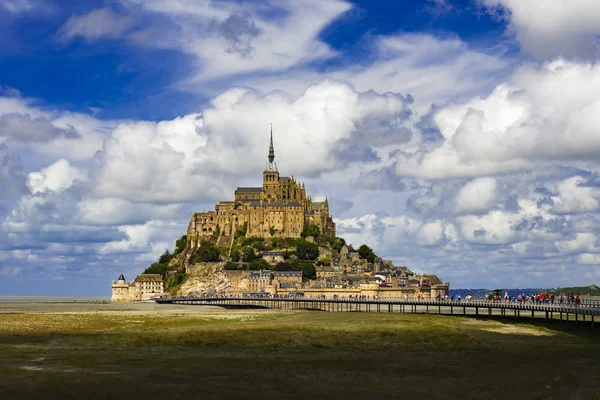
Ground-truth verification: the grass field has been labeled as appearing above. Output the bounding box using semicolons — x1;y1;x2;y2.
0;304;598;400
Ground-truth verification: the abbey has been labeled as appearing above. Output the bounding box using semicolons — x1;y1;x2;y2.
186;126;336;249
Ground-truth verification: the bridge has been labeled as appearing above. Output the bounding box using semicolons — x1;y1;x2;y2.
156;296;600;327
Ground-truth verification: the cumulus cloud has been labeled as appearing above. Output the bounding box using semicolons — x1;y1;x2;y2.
395;60;600;179
0;113;79;143
481;0;600;60
454;177;498;214
92;80;414;203
27;159;86;194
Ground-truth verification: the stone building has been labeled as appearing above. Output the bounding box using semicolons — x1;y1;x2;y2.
185;125;336;251
262;251;284;265
247;270;272;292
273;271;302;285
111;274;165;302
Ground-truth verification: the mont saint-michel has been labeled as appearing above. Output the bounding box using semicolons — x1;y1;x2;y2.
111;126;448;302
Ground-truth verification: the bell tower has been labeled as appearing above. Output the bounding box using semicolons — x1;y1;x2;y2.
263;123;279;202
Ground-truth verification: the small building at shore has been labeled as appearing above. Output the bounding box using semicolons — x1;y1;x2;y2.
111;273;165;302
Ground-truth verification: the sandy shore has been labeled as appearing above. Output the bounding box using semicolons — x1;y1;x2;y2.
0;301;279;315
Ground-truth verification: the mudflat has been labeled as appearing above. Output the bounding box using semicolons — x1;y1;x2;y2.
0;303;598;400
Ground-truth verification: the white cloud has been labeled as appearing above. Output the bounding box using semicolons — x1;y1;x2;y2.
27;159;86;194
481;0;600;60
93;80;413;203
551;176;600;214
58;7;134;41
455;177;497;214
396;60;600;179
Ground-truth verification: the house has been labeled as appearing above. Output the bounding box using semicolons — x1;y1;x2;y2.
247;270;272;292
274;271;302;285
316;266;336;279
262;251;284;265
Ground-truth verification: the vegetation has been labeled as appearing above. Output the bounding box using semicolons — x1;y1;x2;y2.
234;222;247;239
190;241;220;263
550;284;600;296
230;248;241;262
317;257;332;266
301;223;321;238
1;309;598;399
242;247;259;263
357;244;377;263
248;259;271;270
174;235;187;255
295;240;319;261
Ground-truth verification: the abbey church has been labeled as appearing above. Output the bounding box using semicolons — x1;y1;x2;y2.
186;126;336;249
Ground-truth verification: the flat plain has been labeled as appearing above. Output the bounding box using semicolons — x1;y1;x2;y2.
0;302;598;400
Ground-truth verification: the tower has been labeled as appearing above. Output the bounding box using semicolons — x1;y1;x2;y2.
263;123;279;202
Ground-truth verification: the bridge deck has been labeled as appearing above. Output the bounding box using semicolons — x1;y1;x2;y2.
156;297;599;326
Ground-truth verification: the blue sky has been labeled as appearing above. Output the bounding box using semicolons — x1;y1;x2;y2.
2;0;600;295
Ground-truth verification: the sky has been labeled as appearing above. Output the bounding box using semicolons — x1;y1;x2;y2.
2;0;600;295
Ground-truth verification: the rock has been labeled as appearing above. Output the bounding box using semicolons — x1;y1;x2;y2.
178;262;234;296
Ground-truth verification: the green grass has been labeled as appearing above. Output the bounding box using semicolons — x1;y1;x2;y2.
0;311;598;400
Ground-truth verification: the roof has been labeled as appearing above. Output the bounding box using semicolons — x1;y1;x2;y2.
235;187;263;193
263;251;283;256
280;176;290;182
136;274;163;282
274;271;302;276
118;273;125;281
248;201;303;207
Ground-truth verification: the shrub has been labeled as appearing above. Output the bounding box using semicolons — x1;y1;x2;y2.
242;247;259;262
319;257;332;267
301;223;320;238
230;249;241;262
224;261;240;270
190;241;220;263
332;237;346;252
358;244;377;263
252;241;266;251
269;226;276;236
234;222;248;239
174;235;187;255
159;250;173;264
248;259;271;270
296;240;319;261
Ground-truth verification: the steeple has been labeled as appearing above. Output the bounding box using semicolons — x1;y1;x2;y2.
268;123;275;163
264;123;278;172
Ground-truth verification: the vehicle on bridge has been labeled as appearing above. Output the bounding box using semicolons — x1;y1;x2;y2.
486;289;502;302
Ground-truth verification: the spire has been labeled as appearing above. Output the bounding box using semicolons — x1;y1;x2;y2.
268;123;275;163
264;123;278;172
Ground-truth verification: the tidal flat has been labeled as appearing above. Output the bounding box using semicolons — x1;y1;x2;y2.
0;302;598;400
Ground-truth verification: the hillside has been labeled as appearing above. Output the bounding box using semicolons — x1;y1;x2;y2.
142;227;379;295
549;284;600;296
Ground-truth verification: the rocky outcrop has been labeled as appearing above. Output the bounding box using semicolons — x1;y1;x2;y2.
178;262;234;296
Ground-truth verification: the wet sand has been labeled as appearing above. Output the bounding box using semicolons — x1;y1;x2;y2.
0;301;274;314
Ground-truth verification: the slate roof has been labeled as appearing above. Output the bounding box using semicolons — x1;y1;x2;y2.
274;271;302;277
235;187;263;193
118;274;126;281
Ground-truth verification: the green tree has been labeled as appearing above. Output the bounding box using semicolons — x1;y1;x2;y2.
143;262;168;277
271;237;279;248
296;240;319;261
269;226;276;236
234;222;248;239
298;261;316;281
301;223;321;238
242;247;259;262
191;241;220;263
159;250;173;264
332;237;346;252
174;235;187;255
358;244;377;263
252;241;266;251
230;248;241;262
224;261;240;270
275;261;291;271
319;257;332;267
248;259;271;270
